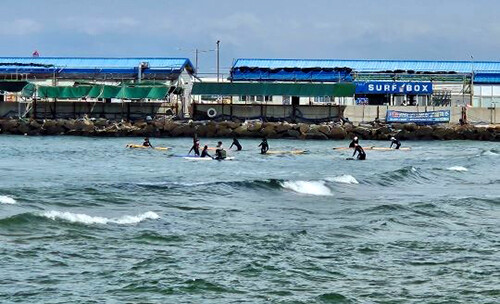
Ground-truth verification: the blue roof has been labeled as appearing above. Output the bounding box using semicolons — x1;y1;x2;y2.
233;58;500;73
0;57;194;75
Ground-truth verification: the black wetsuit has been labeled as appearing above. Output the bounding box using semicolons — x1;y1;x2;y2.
349;139;359;148
230;139;242;151
259;140;269;154
189;141;200;156
201;149;211;158
390;138;401;149
143;141;152;147
353;145;366;160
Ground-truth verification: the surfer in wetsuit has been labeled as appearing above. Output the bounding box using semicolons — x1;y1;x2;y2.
390;137;401;149
229;137;242;151
188;138;200;156
201;145;212;158
259;138;269;154
349;136;359;148
352;143;366;160
214;141;227;160
142;137;153;148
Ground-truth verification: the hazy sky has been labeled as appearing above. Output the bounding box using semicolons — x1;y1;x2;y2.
1;0;499;73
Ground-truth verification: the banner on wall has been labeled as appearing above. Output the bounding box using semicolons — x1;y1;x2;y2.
386;110;450;124
356;82;433;94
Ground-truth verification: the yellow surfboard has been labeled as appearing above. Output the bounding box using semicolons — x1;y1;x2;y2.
126;144;171;151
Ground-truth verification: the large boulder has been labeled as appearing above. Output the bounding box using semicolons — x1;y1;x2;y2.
216;125;233;137
261;124;277;137
247;122;262;132
17;121;30;134
275;122;293;133
403;123;418;132
234;125;251;137
286;129;301;139
305;129;329;140
317;125;331;136
42;120;65;135
329;126;347;139
352;126;371;139
297;123;309;134
0;119;20;133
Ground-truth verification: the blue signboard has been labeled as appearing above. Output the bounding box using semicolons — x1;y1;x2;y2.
356;82;433;94
386;110;450;124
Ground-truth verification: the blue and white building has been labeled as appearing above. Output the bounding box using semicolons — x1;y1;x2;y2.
229;58;500;108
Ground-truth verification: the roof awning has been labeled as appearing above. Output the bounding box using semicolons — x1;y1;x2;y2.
191;82;355;97
36;84;175;100
0;80;30;92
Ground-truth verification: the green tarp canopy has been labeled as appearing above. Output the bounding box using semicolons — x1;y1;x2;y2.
21;83;36;97
191;82;356;97
36;84;172;99
0;81;30;92
87;85;122;99
38;86;93;99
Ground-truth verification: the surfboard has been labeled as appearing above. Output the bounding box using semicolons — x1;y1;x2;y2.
126;144;171;151
265;150;308;155
333;146;410;151
183;156;235;161
370;147;411;151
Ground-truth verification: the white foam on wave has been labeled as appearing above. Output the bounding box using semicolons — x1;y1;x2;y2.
280;180;333;196
41;211;159;225
483;150;499;156
326;175;359;184
0;195;16;204
447;166;468;172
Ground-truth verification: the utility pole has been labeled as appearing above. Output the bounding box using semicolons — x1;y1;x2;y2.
195;49;199;75
216;40;220;82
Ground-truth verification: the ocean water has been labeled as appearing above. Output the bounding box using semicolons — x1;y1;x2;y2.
0;136;498;303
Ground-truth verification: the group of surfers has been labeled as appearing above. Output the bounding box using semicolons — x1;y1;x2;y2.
349;136;402;160
141;135;401;161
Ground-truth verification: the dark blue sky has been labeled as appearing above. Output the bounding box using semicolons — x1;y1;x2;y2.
1;0;498;73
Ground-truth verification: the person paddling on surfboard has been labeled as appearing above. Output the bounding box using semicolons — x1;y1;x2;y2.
390;137;401;149
143;137;153;148
352;143;366;160
188;137;200;156
229;137;242;151
259;138;269;154
201;145;212;158
349;136;359;148
214;141;227;160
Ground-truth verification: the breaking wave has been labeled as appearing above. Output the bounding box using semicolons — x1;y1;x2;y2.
41;211;160;225
280;180;333;196
326;174;359;184
374;166;429;186
447;166;468;172
0;195;16;204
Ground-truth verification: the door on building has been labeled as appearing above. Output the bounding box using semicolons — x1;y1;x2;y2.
292;96;300;106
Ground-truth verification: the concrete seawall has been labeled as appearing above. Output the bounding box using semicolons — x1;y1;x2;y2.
1;102;498;125
0;118;498;141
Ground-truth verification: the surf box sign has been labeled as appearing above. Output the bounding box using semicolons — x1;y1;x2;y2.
356;82;433;94
386;110;450;124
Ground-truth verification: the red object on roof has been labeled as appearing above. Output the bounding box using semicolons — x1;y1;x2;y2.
32;50;39;57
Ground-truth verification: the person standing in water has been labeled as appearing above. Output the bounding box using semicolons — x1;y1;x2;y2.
349;136;359;148
188;137;200;156
259;138;269;154
390;137;401;149
143;137;153;148
229;137;242;151
214;141;227;160
352;143;366;160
